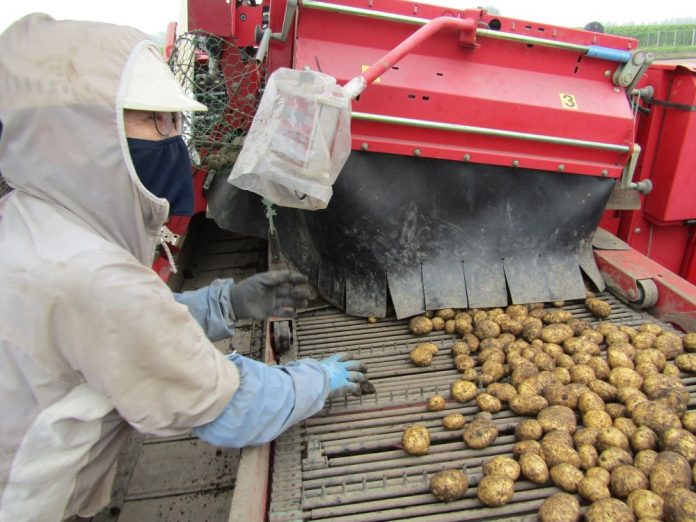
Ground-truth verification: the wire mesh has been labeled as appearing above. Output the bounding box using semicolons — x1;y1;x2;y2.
168;31;266;173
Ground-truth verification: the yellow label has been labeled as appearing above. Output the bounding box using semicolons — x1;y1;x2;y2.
362;64;380;83
559;93;578;110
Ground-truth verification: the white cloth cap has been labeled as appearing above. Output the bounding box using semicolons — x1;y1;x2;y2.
124;45;207;112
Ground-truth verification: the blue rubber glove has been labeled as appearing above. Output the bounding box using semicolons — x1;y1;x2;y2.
319;353;368;399
192;353;330;448
173;279;235;342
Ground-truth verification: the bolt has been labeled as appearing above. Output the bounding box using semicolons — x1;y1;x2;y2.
622;74;632;84
512;160;519;167
604;70;611;77
361;142;369;151
614;87;621;92
557;164;565;172
240;13;247;21
413;148;421;156
634;227;642;234
601;169;609;177
463;153;471;161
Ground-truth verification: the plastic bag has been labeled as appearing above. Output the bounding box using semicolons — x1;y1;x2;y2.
228;68;352;210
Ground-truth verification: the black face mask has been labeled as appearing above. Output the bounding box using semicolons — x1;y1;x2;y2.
127;136;194;216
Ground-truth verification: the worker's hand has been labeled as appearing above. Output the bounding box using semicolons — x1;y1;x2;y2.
319;353;368;399
229;270;313;320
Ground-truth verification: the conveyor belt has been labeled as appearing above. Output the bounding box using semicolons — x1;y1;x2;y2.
269;294;693;522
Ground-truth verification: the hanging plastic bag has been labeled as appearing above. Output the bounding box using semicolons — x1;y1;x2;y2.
228;68;352;210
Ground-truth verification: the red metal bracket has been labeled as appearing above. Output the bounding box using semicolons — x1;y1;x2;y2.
594;247;696;332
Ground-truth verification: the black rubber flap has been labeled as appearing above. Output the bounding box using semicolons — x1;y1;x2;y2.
207;152;613;317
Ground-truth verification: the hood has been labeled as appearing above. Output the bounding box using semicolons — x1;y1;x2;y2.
0;14;170;265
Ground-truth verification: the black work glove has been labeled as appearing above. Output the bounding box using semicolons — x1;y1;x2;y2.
229;270;313;320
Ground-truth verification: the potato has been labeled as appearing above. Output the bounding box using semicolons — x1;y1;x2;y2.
463;412;498;449
431;316;445;330
430;468;469;502
606;330;631;346
661;427;696;463
451;341;470;356
570;365;596;385
474;319;500;339
555;353;576;369
542;440;581;468
675;353;696;373
605;403;627;420
578;476;611;502
613;417;637;438
522;318;543;342
582;329;605;344
663;487;696;522
409;316;433;336
515;419;543;441
589;358;612;381
450;380;477;403
572;352;593;365
598;447;633;471
553;367;571;385
402;425;430;455
442;413;466;430
579;443;599;470
479;361;506;384
462;333;480;352
541;324;574;344
478;346;505;364
586;297;611;318
584;410;613;430
455;317;473;336
460;369;477;382
498;316;523;336
543;310;573;324
585;498;634;522
574;426;600;447
610;367;643;389
597;322;619;336
587;466;611;485
633;332;656;350
683;333;696;352
533;352;556;372
636;363;660;378
427;395;446;412
550;463;584;492
608;348;635;369
627;489;664;519
633;449;659;477
598;427;630;453
454;354;475;372
618;324;638;339
435;308;455;320
636;349;666;371
510;394;548;416
513;440;541;458
578;391;605;415
683;411;696;434
649;451;692;495
639;323;662;335
482;456;520;480
537;405;577;434
476;393;502;413
486;382;517;402
410;344;435;366
632;401;682;434
519;452;549;484
543;383;576;409
664;363;681;377
631;426;658;452
611;465;648;498
543;429;574;447
654;332;684;360
476;475;514;507
444;319;456;334
507;304;528;320
538;492;581;522
511;361;538;386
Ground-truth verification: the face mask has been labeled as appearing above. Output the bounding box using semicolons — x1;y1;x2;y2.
127;136;194;216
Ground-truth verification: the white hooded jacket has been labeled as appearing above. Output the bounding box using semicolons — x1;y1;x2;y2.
0;14;239;520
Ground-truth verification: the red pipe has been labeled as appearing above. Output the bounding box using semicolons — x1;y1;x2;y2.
360;16;478;86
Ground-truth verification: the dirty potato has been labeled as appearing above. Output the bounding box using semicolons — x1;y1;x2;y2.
661;427;696;464
585;498;634;522
662;487;696;522
574;426;600;447
609;367;643;389
627;489;664;520
577;476;611;502
578;444;599;470
538;492;580;522
451;380;477;403
487;382;517;403
431;317;445;330
610;465;648;498
675;353;696;373
513;440;542;458
683;411;696;434
515;419;543;441
483;456;521;481
430;468;469;502
454;354;475;372
584;410;613;430
474;319;500;339
633;450;659;477
598;427;630;452
649;451;692;495
402;425;430;455
631;401;681;434
519;452;549;484
463;412;498;449
410;343;437;367
654;332;684;360
537;405;577;434
542;440;581;468
683;333;696;352
631;426;658;452
451;340;470;356
598;447;633;472
585;297;611;318
409;316;433;336
587;466;611;485
541;324;574;344
543;310;573;324
427;395;446;412
476;475;515;507
476;393;502;413
550;463;584;493
510;394;549;416
442;413;466;430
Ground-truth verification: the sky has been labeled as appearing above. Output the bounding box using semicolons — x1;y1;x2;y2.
0;0;694;36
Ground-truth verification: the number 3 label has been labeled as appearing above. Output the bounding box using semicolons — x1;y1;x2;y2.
560;93;578;109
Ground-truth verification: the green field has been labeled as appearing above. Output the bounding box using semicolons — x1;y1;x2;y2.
606;23;696;58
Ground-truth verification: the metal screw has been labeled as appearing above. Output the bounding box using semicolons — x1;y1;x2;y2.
622;74;632;84
361;142;369;151
413;149;421;156
634;227;642;234
601;170;609;177
614;87;621;92
463;153;471;161
512;160;519;167
240;13;247;21
557;164;565;172
604;70;611;77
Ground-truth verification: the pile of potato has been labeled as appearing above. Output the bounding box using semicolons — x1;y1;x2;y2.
400;298;696;520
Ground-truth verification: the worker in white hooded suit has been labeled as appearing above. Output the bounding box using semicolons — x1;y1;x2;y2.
0;14;367;521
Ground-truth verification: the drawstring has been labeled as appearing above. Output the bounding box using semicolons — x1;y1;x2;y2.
158;225;180;274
